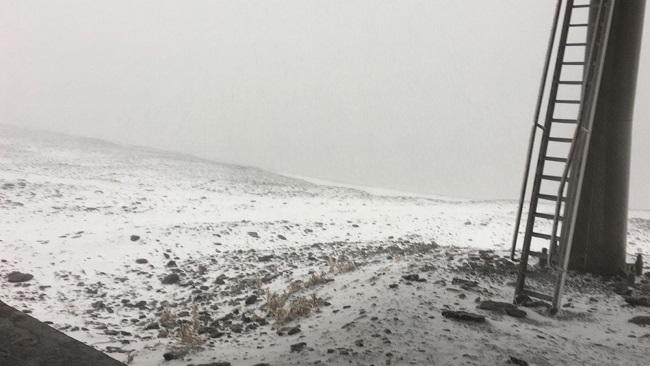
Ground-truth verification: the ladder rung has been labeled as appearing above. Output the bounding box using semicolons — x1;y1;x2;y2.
569;23;590;27
557;80;584;85
538;194;566;202
531;232;560;241
548;137;574;143
562;61;585;65
541;175;564;182
555;99;580;104
521;289;554;302
564;42;588;46
534;212;564;220
551;118;578;124
544;156;568;163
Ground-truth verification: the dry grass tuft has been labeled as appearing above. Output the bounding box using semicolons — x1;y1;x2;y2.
286;280;304;294
303;272;330;288
264;288;324;324
327;255;356;273
159;307;176;329
175;304;203;350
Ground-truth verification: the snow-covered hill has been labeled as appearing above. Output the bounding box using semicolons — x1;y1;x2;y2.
1;124;650;366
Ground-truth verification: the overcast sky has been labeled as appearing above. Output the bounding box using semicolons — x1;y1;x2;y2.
1;0;649;207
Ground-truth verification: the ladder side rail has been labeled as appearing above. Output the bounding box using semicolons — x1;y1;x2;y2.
551;0;617;313
511;0;566;260
514;0;576;298
554;0;608;267
548;1;605;267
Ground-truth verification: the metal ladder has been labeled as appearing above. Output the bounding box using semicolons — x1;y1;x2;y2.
510;0;616;313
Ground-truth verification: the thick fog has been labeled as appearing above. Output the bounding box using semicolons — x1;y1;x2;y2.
2;0;649;207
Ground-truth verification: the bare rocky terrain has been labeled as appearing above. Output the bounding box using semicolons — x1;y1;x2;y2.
2;124;650;366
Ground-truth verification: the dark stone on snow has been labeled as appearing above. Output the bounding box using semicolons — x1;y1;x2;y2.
277;234;287;240
130;235;140;242
166;260;177;267
135;258;148;264
6;271;33;283
402;274;426;282
508;356;529;365
478;300;527;318
258;255;274;262
629;316;650;326
290;342;307;352
612;282;633;296
245;295;258;305
441;310;486;323
230;323;243;333
623;296;650;307
248;232;260;239
199;326;225;338
214;274;227;285
163;351;184;361
287;325;301;335
452;277;479;290
144;322;159;330
161;273;180;285
514;294;551;309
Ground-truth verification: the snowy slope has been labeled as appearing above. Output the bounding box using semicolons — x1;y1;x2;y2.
1;124;650;366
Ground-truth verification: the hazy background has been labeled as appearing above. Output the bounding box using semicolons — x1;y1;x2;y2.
2;0;649;207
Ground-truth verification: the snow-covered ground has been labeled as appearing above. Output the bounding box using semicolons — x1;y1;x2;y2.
1;124;650;366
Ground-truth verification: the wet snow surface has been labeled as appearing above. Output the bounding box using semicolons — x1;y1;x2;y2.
2;124;650;366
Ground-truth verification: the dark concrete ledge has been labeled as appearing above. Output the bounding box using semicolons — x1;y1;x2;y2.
0;301;125;366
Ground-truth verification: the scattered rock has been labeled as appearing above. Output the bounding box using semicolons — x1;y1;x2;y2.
6;271;33;283
130;235;140;242
389;283;398;289
612;282;633;296
105;346;127;353
161;273;180;285
354;339;364;347
215;274;227;285
230;323;244;333
290;342;307;352
629;316;650;326
144;322;160;330
287;325;301;335
624;296;650;307
402;274;426;282
163;350;185;360
277;234;287;240
258;255;275;262
245;295;258;305
135;258;148;264
452;277;479;290
478;300;527;318
508;356;529;366
248;232;260;239
514;294;551;309
166;260;177;267
441;310;486;323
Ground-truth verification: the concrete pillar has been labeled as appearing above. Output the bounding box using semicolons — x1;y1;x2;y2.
568;0;646;274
